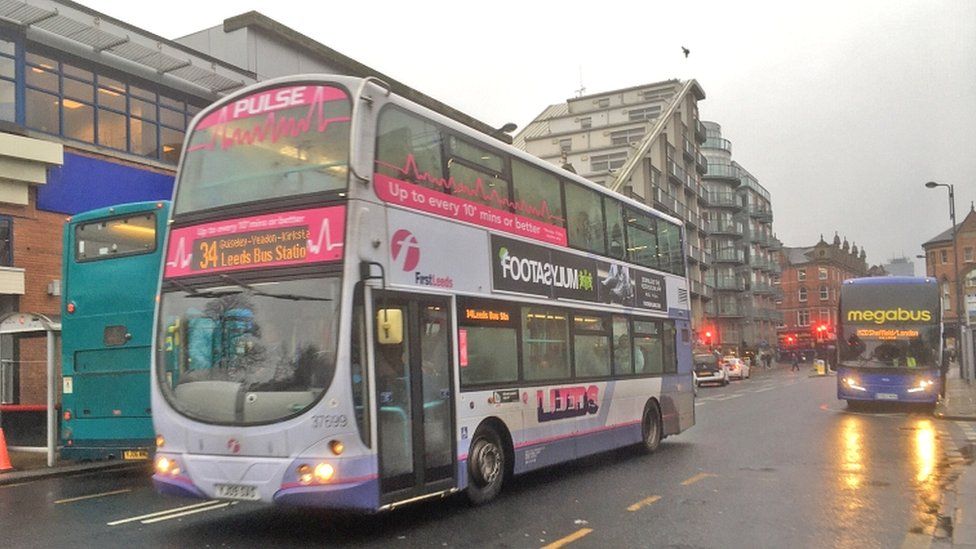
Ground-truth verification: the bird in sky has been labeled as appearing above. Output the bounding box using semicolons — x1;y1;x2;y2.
682;46;690;58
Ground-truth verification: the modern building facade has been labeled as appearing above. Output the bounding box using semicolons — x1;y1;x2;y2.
883;256;917;277
699;122;781;351
777;234;870;354
0;1;503;408
921;205;976;330
514;79;711;328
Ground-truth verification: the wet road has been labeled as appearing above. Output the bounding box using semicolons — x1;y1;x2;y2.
2;366;972;548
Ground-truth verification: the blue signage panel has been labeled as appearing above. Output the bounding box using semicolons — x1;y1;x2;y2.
38;152;174;215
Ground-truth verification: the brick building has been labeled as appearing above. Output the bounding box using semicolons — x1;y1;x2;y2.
776;234;871;357
921;205;976;332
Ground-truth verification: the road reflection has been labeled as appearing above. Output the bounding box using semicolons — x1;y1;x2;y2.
911;418;941;534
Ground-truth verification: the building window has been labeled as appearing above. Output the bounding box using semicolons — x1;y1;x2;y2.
610;127;645;145
942;250;949;264
580;117;592;129
798;270;807;281
590;151;628;172
818;267;828;280
799;287;808;302
0;37;16;123
558;138;571;153
596;98;609;108
797;310;810;326
19;46;202;163
0;216;11;266
819;309;830;322
628;106;661;121
820;285;829;301
965;247;973;262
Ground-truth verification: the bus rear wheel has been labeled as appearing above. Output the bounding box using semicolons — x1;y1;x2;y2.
640;401;662;454
466;426;505;505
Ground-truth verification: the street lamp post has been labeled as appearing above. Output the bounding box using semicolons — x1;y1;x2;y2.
925;181;970;381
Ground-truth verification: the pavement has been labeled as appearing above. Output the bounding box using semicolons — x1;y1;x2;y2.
0;447;149;486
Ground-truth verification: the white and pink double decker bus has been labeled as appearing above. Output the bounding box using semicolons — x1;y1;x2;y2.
151;75;695;510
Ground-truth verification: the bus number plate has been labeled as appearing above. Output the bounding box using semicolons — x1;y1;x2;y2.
123;450;149;460
875;393;898;400
215;484;259;501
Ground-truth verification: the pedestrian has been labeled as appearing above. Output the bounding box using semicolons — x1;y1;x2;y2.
763;351;772;370
790;351;800;372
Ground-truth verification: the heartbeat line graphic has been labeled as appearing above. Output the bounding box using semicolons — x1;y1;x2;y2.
307;218;344;255
166;237;192;269
188;86;350;153
375;154;566;226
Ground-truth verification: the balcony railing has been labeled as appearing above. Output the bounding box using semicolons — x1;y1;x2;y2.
707;192;742;209
653;187;679;216
689;246;702;263
716;301;743;317
714;277;745;291
667;159;687;185
746;203;773;220
710;223;744;238
704;137;731;153
695;120;707;143
696;152;708;174
713;249;745;263
702;249;712;266
683;137;696;161
752;282;774;294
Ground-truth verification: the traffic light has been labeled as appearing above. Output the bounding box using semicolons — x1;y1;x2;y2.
814;323;829;342
703;329;714;346
786;334;795;346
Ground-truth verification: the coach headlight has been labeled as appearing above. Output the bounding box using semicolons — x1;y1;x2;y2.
314;462;336;483
908;379;935;393
843;376;867;392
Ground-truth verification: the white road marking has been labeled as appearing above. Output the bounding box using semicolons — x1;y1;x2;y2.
107;500;222;526
141;501;236;524
752;387;776;393
55;488;131;504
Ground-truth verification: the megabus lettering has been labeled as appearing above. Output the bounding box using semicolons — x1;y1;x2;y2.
846;308;933;324
537;386;600;422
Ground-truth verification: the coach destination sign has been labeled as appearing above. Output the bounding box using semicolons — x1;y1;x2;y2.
490;235;668;313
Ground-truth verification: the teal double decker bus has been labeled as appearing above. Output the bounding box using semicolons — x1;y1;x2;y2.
60;201;169;461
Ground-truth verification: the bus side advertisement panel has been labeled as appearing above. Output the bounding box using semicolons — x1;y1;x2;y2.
386;209;491;293
489;235;668;312
164;206;345;278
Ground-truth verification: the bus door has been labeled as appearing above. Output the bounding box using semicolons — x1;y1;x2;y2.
373;293;455;501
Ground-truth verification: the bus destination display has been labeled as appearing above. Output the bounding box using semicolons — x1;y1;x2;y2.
164;206;345;278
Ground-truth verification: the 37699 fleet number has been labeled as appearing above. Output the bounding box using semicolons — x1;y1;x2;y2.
312;414;348;429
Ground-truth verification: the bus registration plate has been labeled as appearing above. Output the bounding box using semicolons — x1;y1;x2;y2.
875;393;898;400
215;484;259;501
123;450;149;460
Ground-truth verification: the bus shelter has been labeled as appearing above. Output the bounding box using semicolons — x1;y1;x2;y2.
0;312;61;467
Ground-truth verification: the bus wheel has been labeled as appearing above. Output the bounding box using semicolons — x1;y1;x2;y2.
466;426;505;505
640;401;662;454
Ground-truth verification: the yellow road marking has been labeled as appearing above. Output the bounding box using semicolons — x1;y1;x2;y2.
542;528;593;549
681;472;717;486
627;495;661;512
55;488;131;504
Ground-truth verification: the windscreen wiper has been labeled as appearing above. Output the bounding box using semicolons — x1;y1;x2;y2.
168;278;241;299
218;274;332;302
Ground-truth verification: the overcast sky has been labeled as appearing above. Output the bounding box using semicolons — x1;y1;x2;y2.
85;0;976;272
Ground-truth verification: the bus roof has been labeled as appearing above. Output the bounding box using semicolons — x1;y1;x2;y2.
68;201;170;224
185;74;685;230
842;276;936;287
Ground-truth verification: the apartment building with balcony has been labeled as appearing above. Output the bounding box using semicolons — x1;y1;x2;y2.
777;234;871;354
700;122;781;351
514;79;710;327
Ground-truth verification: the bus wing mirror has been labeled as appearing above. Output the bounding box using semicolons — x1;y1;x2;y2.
376;309;403;345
